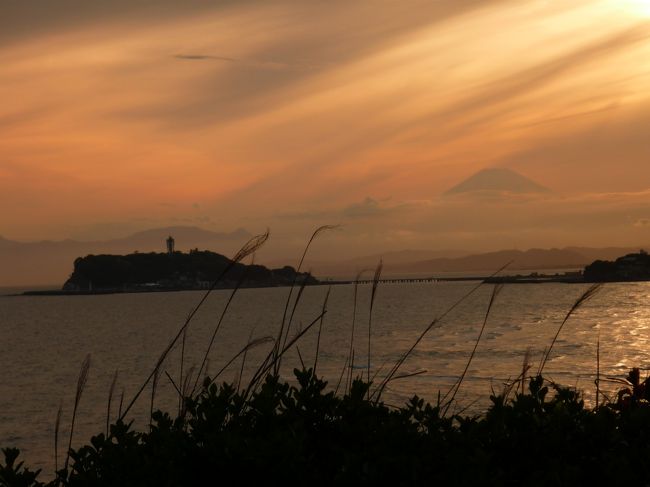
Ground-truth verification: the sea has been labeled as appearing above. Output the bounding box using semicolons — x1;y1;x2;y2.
2;279;650;477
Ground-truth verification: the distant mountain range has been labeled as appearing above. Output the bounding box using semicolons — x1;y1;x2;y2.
395;247;637;275
1;225;646;286
445;167;551;195
0;226;251;286
304;247;646;278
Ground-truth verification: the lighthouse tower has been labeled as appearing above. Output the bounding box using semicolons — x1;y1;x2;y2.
166;235;175;254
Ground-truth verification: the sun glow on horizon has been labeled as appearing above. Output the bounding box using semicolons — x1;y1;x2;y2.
625;0;650;16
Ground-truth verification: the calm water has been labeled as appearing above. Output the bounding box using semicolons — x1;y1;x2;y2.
2;281;650;476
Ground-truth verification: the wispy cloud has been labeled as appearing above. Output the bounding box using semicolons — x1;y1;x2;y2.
174;54;235;62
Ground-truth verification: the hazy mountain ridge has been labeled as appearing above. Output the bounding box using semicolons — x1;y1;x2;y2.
0;225;645;285
398;246;650;275
307;246;645;278
401;248;588;274
265;249;472;276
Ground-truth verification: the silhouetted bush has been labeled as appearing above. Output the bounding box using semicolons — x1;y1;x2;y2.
4;368;650;487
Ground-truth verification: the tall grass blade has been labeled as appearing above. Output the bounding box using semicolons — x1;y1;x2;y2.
596;329;601;409
348;349;355;394
368;259;383;388
178;315;189;413
181;366;195;398
374;262;511;401
106;369;118;436
296;346;306;370
207;336;275;390
179;366;195;418
116;389;124;421
369;359;393;384
237;329;255;391
64;353;91;473
273;225;337;373
313;286;332;373
538;283;603;375
519;348;532;395
231;231;271;264
391;369;428;381
245;311;326;397
150;353;165;429
119;231;269;421
346;270;367;394
54;401;62;483
246;344;276;398
334;355;350;396
444;283;504;411
191;266;248;396
164;370;183;398
280;273;310;360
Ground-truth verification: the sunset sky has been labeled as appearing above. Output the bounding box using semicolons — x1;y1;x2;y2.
2;0;650;258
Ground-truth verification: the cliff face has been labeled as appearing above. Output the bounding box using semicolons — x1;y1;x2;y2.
63;250;316;291
584;251;650;282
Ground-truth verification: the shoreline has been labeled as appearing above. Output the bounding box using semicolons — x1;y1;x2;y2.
15;274;650;296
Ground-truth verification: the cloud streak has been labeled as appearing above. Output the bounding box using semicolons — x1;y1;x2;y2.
174;54;235;62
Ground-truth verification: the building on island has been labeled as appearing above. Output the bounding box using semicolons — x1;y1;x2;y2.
166;235;175;254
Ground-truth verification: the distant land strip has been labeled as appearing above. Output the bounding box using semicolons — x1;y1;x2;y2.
16;250;650;296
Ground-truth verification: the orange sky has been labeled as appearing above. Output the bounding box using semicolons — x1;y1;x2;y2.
2;0;650;257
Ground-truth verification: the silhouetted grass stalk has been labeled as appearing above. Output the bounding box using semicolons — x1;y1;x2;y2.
190;266;249;396
596;330;601;409
117;389;124;419
373;263;511;401
244;311;326;400
53;402;62;482
150;353;165;429
334;355;350;396
207;336;276;391
538;283;602;375
273;226;337;374
178;318;188;414
281;275;309;355
443;283;504;412
237;329;255;391
106;369;118;436
296;346;306;370
164;370;182;398
346;270;366;393
519;348;532;395
119;231;269;421
368;259;383;391
313;286;331;373
63;354;91;473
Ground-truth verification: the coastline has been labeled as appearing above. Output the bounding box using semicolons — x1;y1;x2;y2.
17;274;650;297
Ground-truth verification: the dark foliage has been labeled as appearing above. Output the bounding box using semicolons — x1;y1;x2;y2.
5;368;650;487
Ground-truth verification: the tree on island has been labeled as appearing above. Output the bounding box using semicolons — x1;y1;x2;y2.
64;250;316;291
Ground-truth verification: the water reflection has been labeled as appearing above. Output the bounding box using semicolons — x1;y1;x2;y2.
1;281;650;473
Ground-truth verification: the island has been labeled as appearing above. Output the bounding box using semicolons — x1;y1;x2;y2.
23;246;317;295
484;250;650;284
584;249;650;282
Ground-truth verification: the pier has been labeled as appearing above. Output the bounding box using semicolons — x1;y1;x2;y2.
326;274;586;285
327;276;488;285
